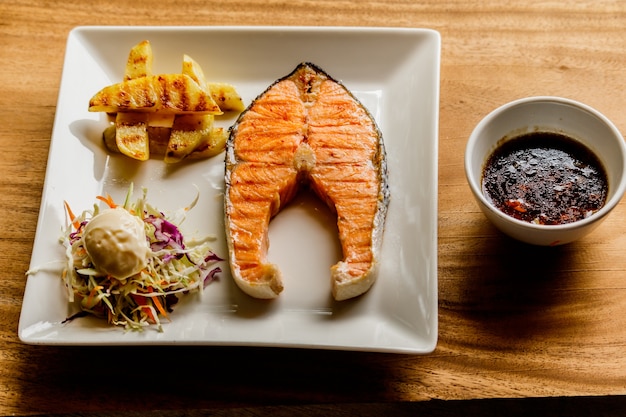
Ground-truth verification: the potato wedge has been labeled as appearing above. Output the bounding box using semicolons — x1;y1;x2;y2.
162;55;215;163
94;41;240;162
208;82;245;112
114;112;150;161
115;41;154;161
147;112;176;127
165;114;214;163
104;125;168;157
103;125;226;159
195;126;227;158
183;54;244;112
182;54;209;91
88;74;223;115
124;40;153;81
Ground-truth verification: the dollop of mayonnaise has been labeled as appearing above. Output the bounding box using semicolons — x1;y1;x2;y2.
83;208;150;279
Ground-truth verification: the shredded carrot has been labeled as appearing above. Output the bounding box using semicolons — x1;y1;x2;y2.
131;293;156;323
85;285;103;309
63;200;80;230
140;305;157;323
96;193;117;209
145;286;168;319
151;295;169;319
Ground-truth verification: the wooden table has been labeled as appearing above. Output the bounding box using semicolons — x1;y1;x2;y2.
3;1;626;415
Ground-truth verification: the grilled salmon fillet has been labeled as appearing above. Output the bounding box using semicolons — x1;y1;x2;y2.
224;62;389;301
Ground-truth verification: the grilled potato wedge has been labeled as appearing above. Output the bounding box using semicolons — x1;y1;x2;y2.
182;54;209;91
163;55;216;163
182;54;244;112
92;40;240;162
103;124;226;159
112;41;154;160
165;114;214;163
114;112;150;161
88;74;223;115
124;40;153;81
208;82;245;112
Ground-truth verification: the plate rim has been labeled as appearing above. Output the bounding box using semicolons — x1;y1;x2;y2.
19;25;441;354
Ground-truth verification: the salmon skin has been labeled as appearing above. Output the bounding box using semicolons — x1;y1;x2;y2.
224;62;389;301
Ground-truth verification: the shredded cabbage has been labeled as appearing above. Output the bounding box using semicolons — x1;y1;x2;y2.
62;185;222;331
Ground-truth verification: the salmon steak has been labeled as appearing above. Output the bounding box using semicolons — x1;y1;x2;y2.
224;62;389;301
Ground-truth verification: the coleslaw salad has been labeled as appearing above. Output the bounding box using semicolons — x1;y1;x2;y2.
61;185;222;331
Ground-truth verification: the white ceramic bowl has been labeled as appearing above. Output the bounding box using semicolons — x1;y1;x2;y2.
465;96;626;246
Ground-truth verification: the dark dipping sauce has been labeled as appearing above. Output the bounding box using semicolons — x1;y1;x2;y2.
482;131;608;225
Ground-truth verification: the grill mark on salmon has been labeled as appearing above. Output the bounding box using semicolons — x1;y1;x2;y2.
225;62;389;301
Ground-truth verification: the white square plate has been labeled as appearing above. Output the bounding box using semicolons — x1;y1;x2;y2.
19;26;440;353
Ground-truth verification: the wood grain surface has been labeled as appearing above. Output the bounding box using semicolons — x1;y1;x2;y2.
3;0;626;415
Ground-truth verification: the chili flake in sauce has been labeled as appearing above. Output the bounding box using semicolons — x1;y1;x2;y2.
481;131;608;225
